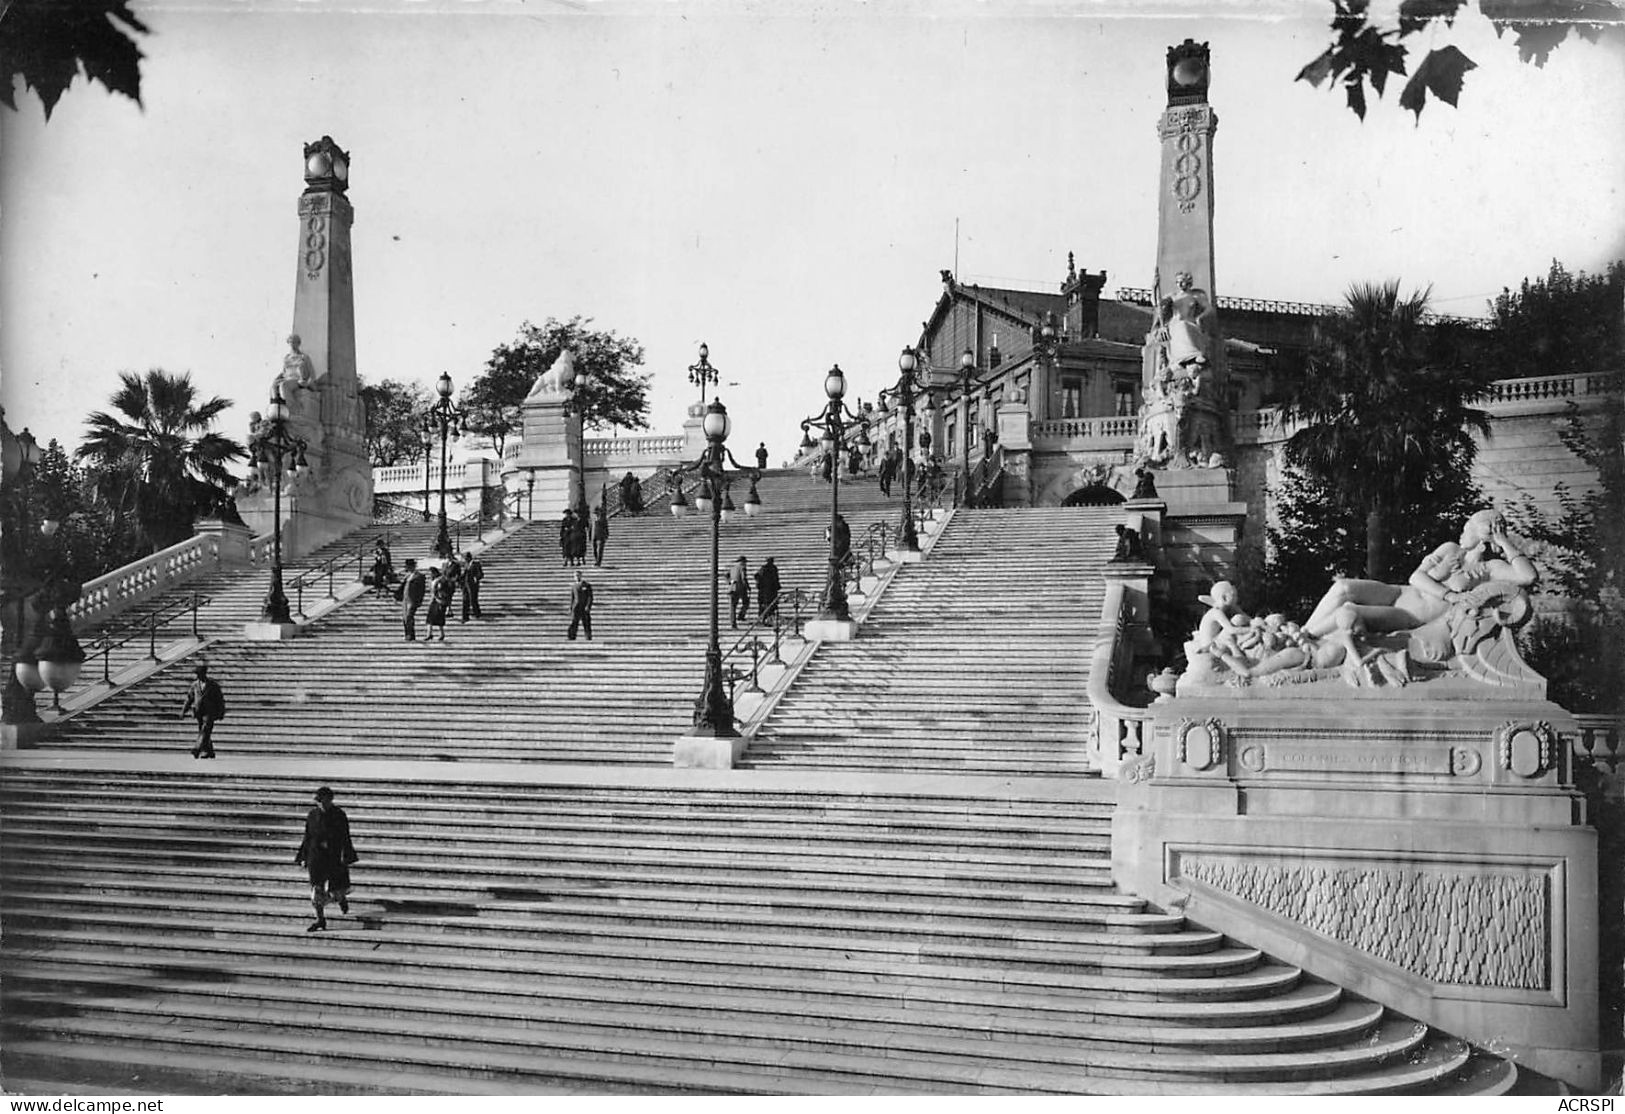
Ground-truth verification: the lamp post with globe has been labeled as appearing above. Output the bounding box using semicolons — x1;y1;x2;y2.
669;395;762;739
249;388;308;630
424;372;466;559
799;364;869;640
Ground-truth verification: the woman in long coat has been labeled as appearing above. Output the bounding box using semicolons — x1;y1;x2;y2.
294;786;359;932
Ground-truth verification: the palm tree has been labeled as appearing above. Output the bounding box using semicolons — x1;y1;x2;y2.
76;369;246;553
1282;280;1493;581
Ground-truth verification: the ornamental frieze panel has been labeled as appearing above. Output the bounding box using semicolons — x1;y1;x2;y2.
1176;851;1551;990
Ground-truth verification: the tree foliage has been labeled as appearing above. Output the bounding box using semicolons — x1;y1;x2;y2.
75;369;245;553
1298;0;1625;121
359;376;432;467
1280;280;1494;580
1492;260;1625;713
2;438;143;589
470;316;650;441
0;0;149;120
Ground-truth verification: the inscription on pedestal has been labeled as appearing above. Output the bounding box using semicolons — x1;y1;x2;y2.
1243;745;1451;776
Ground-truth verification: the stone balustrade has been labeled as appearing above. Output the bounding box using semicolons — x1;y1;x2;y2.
373;459;497;492
1573;713;1622;800
70;534;224;628
585;434;686;459
1086;575;1152;778
1031;415;1139;450
1484;370;1619;409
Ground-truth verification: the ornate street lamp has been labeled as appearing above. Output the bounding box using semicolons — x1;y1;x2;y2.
879;346;932;557
424;371;467;559
670;395;762;737
958;347;978;507
251;388;308;625
687;342;718;405
800;364;870;629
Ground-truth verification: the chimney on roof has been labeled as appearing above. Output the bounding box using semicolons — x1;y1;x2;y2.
1062;257;1108;338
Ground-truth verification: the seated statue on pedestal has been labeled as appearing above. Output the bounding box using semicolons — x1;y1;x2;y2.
1178;510;1543;694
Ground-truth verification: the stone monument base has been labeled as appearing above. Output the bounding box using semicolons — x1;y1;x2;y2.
242;621;300;641
1113;695;1600;1091
804;618;859;642
673;732;747;769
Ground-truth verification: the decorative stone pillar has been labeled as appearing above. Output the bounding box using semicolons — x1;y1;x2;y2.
513;349;585;515
1134;41;1234;474
237;136;374;557
996;394;1032;506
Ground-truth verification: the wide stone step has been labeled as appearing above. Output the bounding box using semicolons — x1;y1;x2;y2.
2;962;1362;1048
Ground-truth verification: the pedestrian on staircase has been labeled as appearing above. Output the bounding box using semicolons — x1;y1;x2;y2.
294;785;359;933
728;555;750;629
567;569;594;641
460;551;484;620
179;662;225;759
569;505;590;567
591;505;609;567
395;558;427;641
755;557;781;622
425;566;452;641
755;442;769;471
559;509;576;567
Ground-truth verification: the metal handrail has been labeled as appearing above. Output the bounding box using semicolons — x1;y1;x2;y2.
84;591;212;685
720;586;813;681
606;466;678;519
285;530;403;617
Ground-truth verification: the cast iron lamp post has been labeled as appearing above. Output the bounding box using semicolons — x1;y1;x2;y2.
425;371;467;559
251;388;308;625
670;396;761;737
687;342;719;405
956;347;979;507
879;346;939;556
799;364;870;624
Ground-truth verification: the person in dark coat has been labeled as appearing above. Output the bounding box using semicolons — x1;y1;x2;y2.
369;537;394;596
591;506;609;567
559;510;576;567
568;569;594;641
619;471;644;514
460;551;484;620
755;557;781;623
820;452;833;483
570;505;590;567
425;566;453;640
395;558;427;641
179;662;225;759
755;442;769;471
832;513;852;570
728;555;750;629
295;785;359;932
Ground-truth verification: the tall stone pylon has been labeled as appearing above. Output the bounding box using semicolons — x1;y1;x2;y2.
1135;40;1233;473
237;136;374;558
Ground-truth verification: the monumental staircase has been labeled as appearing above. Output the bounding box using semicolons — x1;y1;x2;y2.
0;473;1528;1095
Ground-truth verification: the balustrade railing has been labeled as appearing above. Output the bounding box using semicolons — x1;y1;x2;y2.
80;591;212;692
1485;371;1619;406
285;530;402;617
1086;579;1151;777
70;534;228;629
1030;416;1141;445
1574;714;1623;800
585;434;686;460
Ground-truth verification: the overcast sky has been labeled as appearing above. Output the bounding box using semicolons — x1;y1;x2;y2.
3;0;1623;463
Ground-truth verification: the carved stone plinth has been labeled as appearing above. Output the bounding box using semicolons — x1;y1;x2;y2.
514;396;583;516
673;732;747;769
1113;695;1600;1090
242;621;300;641
804;618;859;642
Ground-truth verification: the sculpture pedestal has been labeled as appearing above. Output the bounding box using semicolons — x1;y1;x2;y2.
673;732;746;769
804;618;859;642
242;621;300;641
1113;695;1600;1091
514;395;582;517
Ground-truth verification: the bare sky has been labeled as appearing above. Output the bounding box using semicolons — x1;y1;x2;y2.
3;0;1623;462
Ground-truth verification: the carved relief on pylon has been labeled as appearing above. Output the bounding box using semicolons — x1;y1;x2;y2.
1496;720;1557;779
1177;716;1225;771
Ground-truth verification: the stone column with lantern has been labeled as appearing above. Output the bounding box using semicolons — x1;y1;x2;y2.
236;136;374;559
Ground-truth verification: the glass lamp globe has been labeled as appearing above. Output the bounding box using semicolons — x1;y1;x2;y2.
743;484;762;517
702;399;730;442
437;371;454;399
670;487;691;517
267;394;289;423
824;365;846;401
694;488;714;515
898;346;917;374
